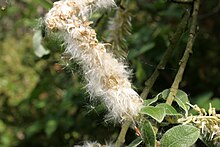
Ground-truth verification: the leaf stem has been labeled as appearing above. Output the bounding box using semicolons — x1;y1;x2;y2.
166;0;201;105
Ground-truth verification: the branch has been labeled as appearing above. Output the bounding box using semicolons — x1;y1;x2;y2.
166;0;200;105
140;7;191;99
115;120;132;147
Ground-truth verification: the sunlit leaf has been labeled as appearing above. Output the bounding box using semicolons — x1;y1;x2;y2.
140;106;166;122
160;125;200;147
144;96;158;106
160;89;189;116
161;89;170;100
175;90;190;116
156;103;181;116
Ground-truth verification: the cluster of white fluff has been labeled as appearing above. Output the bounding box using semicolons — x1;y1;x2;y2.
44;0;143;122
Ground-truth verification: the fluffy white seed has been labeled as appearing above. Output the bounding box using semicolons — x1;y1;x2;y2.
44;0;143;122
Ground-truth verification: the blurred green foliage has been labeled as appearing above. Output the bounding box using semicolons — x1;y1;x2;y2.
0;0;220;146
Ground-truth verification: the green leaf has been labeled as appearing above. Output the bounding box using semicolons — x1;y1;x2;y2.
161;89;170;100
128;42;155;59
193;92;213;109
144;96;159;106
35;100;46;109
160;125;200;147
135;61;147;83
141;119;156;147
156;103;182;124
140;106;166;122
127;137;142;147
175;90;190;116
26;122;43;137
160;89;189;116
45;119;58;137
210;98;220;109
156;103;182;116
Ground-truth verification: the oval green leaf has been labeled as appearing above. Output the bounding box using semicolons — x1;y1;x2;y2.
160;89;189;116
161;89;170;100
175;90;190;116
141;119;156;147
140;106;166;122
144;96;159;106
160;125;200;147
156;103;182;116
45;119;58;137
